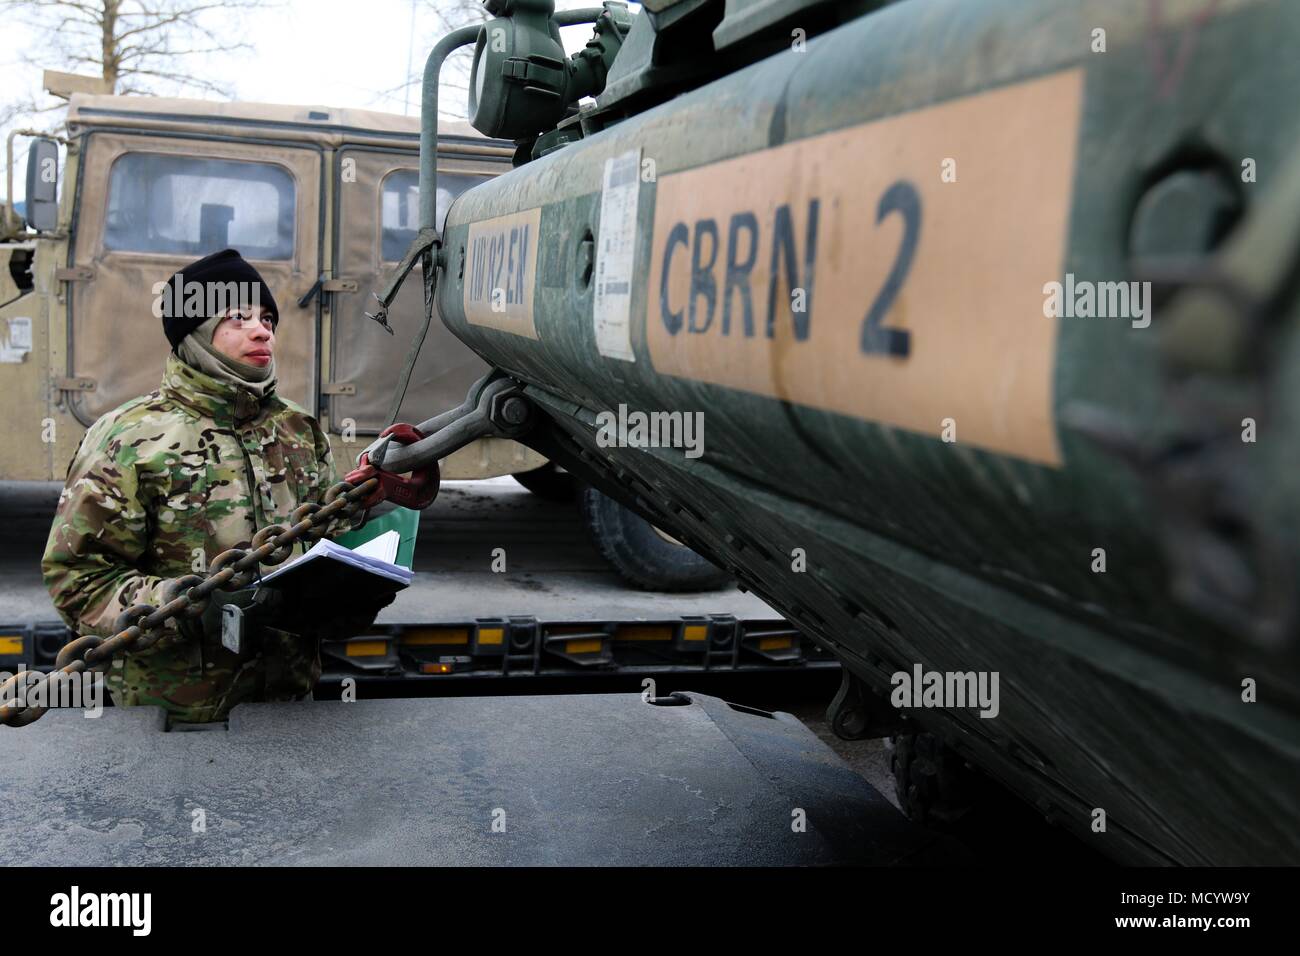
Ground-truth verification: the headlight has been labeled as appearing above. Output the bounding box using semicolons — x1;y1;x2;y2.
467;11;570;140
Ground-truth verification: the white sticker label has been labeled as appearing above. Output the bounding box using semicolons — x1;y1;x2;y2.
0;316;32;363
593;149;641;362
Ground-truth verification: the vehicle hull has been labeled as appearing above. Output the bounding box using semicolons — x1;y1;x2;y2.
436;0;1300;863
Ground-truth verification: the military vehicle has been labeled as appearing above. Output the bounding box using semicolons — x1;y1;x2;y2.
0;95;537;480
0;91;726;590
335;0;1299;865
4;0;1297;871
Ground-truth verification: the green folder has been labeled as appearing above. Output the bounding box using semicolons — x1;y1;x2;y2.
332;506;419;570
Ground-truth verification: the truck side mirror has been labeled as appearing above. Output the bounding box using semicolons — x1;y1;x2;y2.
24;138;59;232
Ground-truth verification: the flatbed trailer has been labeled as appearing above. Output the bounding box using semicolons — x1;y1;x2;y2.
321;614;836;680
1;478;833;679
2;613;836;679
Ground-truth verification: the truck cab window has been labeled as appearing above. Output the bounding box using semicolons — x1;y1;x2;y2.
103;153;295;259
379;169;486;263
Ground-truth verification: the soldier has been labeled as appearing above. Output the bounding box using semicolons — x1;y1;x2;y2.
42;248;379;724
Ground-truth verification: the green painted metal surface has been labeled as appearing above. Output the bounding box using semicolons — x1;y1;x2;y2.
423;0;1300;863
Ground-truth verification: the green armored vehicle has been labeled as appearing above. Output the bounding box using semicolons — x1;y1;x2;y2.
3;0;1296;870
351;0;1300;864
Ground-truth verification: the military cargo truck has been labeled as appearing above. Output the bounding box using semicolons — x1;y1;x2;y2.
0;94;544;483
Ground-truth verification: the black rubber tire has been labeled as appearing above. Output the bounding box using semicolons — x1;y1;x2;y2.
888;731;986;829
579;485;732;592
511;462;577;502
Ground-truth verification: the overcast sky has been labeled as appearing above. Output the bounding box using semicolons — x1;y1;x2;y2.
2;0;633;199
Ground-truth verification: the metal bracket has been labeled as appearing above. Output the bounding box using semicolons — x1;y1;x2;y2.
320;382;356;396
826;668;901;740
298;275;359;309
358;373;533;474
1071;142;1300;650
53;376;95;392
54;266;93;282
221;604;245;654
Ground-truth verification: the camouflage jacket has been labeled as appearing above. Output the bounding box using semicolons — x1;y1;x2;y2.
41;353;344;722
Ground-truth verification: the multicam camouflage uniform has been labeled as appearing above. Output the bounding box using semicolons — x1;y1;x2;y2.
42;353;346;723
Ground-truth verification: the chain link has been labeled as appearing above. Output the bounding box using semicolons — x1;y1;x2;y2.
0;478;377;729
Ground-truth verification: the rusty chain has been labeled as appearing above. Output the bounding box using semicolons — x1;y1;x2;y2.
0;477;379;729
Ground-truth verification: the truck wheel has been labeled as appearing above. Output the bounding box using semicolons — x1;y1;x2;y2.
888;731;985;829
579;485;732;592
512;462;576;502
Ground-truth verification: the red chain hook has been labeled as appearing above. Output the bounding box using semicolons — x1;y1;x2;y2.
344;423;440;510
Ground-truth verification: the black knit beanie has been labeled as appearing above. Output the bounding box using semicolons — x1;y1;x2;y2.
159;249;279;350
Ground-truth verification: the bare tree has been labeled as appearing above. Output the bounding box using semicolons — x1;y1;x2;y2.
6;0;264;96
422;0;491;41
384;0;598;120
1;0;262;197
378;0;489;119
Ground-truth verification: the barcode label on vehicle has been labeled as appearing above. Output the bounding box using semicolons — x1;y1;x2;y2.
593;149;642;362
609;155;639;188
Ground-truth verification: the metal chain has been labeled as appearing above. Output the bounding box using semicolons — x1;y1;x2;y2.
0;477;378;729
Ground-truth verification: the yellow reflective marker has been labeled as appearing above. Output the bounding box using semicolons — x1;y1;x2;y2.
344;640;388;657
617;624;673;642
403;628;470;645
